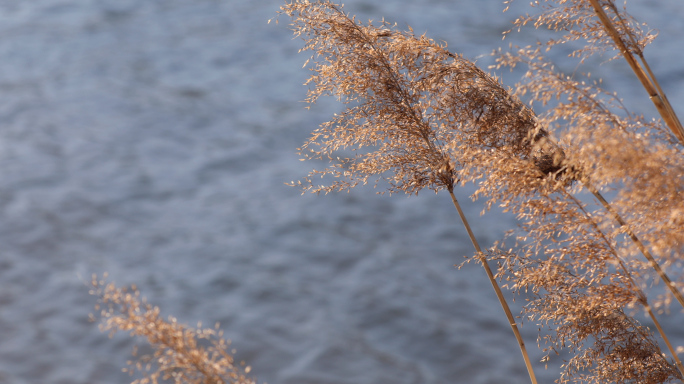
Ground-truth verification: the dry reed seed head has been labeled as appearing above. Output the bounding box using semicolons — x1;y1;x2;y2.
90;277;255;384
476;147;683;383
496;41;684;275
560;308;682;384
281;0;574;195
493;249;681;382
506;0;656;61
502;45;684;288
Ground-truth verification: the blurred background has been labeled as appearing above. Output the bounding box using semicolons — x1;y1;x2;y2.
0;1;681;383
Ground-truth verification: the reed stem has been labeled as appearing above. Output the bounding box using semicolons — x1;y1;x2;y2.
643;302;684;379
586;0;684;144
448;190;538;384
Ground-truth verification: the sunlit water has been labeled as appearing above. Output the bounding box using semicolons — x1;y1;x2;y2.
0;1;681;383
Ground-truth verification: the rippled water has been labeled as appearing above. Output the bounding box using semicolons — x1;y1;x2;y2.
0;1;681;383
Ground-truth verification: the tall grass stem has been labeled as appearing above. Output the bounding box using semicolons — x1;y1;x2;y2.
448;190;538;384
586;0;684;143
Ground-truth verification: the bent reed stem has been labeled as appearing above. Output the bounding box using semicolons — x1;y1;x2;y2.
644;302;684;379
586;0;684;144
636;55;684;139
448;190;538;384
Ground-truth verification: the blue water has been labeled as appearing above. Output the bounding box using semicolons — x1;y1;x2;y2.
0;1;681;383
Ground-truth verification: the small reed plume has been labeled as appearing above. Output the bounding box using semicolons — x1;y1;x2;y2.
90;275;255;384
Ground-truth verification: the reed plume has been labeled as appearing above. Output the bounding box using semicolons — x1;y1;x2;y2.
502;1;684;310
280;1;573;194
282;0;684;382
471;149;683;382
486;0;684;380
90;275;255;384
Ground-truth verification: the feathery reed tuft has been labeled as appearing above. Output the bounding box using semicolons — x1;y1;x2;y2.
90;275;255;384
281;0;571;196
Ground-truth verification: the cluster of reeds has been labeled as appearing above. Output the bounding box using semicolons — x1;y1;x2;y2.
90;274;255;384
277;0;684;383
91;1;684;383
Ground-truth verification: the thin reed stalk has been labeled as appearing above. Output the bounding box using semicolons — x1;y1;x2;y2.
644;303;684;378
585;0;684;144
449;190;538;384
